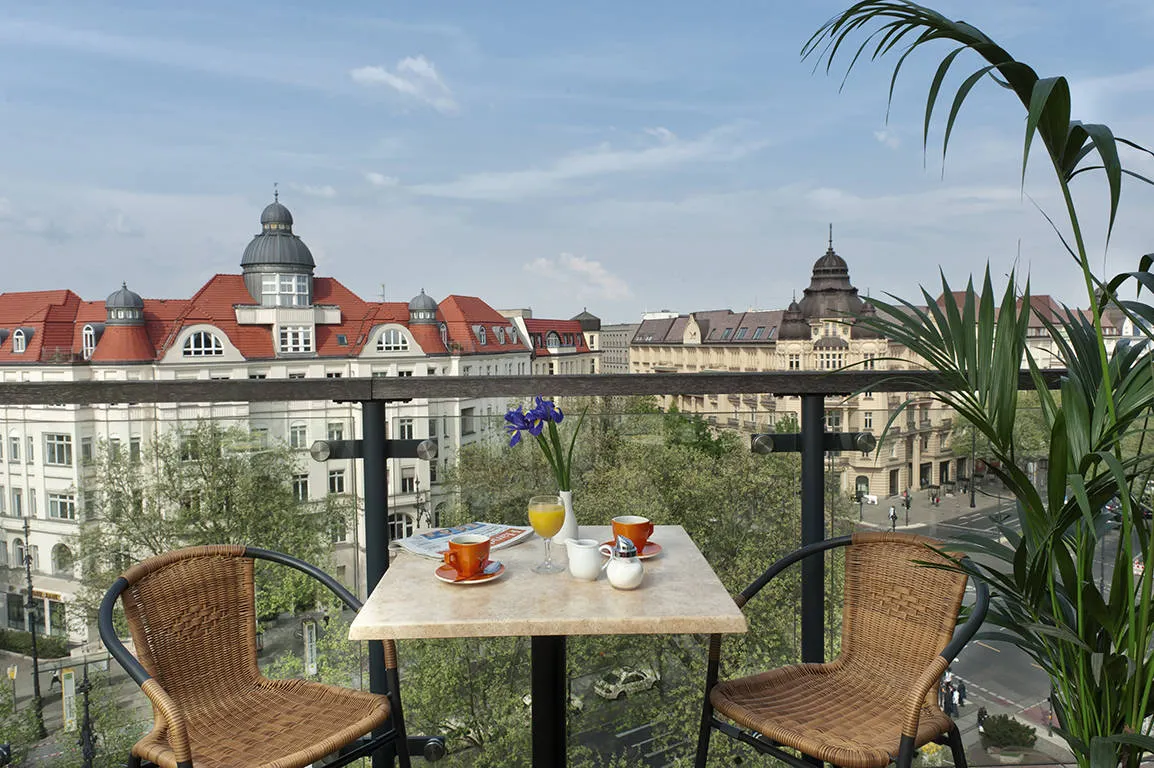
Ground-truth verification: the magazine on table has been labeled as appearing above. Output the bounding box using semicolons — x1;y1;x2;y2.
391;521;535;559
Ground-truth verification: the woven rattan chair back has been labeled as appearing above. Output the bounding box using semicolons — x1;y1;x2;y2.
839;532;967;693
120;545;260;713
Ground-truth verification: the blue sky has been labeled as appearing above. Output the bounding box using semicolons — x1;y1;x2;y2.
2;0;1153;323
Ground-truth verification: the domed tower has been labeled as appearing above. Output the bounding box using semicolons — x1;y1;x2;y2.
91;282;154;362
851;302;883;339
408;289;439;324
796;229;864;320
105;282;145;325
240;194;316;306
778;300;811;340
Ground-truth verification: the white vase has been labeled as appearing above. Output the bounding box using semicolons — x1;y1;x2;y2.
557;490;579;544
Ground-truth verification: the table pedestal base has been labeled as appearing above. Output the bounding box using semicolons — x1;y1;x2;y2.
531;635;566;767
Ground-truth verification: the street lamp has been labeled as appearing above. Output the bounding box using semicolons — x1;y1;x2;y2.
21;515;46;738
970;429;977;509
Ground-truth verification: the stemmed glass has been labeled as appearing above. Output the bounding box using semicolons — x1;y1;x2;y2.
527;494;566;574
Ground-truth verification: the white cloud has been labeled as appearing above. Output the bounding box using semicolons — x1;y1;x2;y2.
288;182;337;198
644;127;677;143
350;56;458;114
873;129;901;150
524;253;632;301
412;126;767;201
364;171;399;187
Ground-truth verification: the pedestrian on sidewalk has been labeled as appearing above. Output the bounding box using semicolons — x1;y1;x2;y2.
49;670;60;692
977;706;988;733
951;686;961;716
957;679;967;706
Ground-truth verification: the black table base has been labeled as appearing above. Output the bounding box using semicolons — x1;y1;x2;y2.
531;635;566;766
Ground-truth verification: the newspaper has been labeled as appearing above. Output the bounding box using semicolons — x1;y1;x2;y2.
391;522;535;559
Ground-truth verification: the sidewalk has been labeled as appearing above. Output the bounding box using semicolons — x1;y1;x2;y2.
855;481;1013;533
954;675;1075;765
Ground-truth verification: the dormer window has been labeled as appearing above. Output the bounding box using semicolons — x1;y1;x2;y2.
260;273;310;308
478;327;487;345
279;325;313;353
183;331;224;357
439;322;448;348
12;330;26;354
82;325;97;359
495;327;505;344
378;329;410;352
508;327;518;344
546;331;561;347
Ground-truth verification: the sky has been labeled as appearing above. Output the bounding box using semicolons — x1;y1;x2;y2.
2;0;1154;324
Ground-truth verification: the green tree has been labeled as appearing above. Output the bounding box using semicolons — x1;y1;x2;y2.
0;682;42;766
42;668;149;768
77;420;350;624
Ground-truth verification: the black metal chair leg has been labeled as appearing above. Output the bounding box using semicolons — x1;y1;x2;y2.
127;755;142;768
945;723;967;768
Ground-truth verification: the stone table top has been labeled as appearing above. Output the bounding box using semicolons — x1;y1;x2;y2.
349;525;748;640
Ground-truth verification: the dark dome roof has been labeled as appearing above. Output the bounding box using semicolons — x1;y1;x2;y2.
409;289;438;313
813;247;848;273
571;308;601;332
105;282;144;309
260;200;293;226
779;300;810;340
241;197;315;270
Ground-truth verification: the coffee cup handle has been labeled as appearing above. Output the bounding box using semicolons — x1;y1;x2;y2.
443;551;459;570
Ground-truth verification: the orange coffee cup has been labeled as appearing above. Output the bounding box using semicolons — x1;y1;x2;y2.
611;516;653;551
443;534;491;578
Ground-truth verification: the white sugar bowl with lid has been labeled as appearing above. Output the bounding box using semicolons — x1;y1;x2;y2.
600;535;644;590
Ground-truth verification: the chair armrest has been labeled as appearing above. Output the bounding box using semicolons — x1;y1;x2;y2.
141;678;194;765
98;577;151;687
738;535;853;605
246;547;363;612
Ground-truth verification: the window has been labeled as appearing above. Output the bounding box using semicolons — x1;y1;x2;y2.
130;437;141;463
288;371;306;379
721;328;732;340
12;488;22;517
461;407;476;435
289;424;307;449
508;327;518;344
398;418;414;440
52;544;74;575
336;334;348;346
429;460;439;484
292;474;309;502
260;273;309;307
327;422;344;441
328;470;346;494
546;331;561;347
44;434;72;466
389;513;413;542
864;411;874;431
398;370;413;377
478;327;487;345
12;330;25;354
819;352;844;370
248;372;267;379
183;331;224;357
735;328;748;340
80;437;94;465
439;323;448;348
330;516;347;543
428;418;437;439
753;327;765;339
48;493;76;521
109;437;121;460
26;436;33;464
82;325;97;359
788;354;801;370
326;371;343;378
825;411;842;432
378;329;409;352
401;467;416;494
279;325;313;353
495;327;505;344
863;352;877;370
252;428;269;448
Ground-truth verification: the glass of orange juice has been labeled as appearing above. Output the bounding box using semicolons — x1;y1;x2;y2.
528;494;566;574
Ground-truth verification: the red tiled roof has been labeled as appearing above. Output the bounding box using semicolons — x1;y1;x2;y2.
0;290;84;363
90;325;156;363
523;318;592;355
439;295;526;354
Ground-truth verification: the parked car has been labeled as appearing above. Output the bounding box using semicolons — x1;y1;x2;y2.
593;666;660;700
521;692;584;713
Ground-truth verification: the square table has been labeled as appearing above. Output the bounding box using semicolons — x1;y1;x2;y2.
350;524;747;767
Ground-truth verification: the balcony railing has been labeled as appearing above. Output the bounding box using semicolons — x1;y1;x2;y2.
0;370;1069;767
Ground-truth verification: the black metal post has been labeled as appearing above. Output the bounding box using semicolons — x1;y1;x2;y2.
800;395;825;665
78;657;96;768
21;515;46;738
970;430;977;509
531;636;566;767
361;400;390;768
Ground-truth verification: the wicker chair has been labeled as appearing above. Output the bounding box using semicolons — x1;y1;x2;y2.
695;532;989;768
99;545;412;768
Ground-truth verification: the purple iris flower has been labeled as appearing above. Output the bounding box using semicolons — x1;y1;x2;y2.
529;396;564;424
505;407;532;447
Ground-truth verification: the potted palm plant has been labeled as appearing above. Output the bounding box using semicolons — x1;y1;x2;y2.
804;3;1154;767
